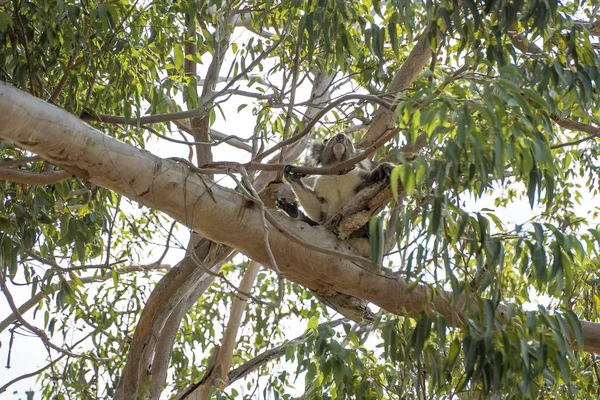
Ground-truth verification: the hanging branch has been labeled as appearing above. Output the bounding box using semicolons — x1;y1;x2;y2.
189;260;262;398
0;168;71;185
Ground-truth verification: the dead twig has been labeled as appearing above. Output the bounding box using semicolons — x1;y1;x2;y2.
0;273;111;362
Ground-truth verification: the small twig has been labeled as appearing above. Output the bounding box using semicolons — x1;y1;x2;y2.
14;5;37;95
277;39;302;178
0;274;110;362
0;262;170;334
228;320;345;384
234;167;280;275
20;244;127;273
0;168;72;185
168;157;217;202
1;350;66;395
104;195;121;266
221;88;277;101
83;21;289;127
216;20;290;98
197;128;404;176
230;166;285;305
176;319;346;400
285;127;401;176
6;325;16;368
0;155;43;167
142;124;253;150
251;93;395;163
68;187;91;197
155;220;177;265
146;89;253;152
0;332;93;394
49;53;78;103
550;124;600;149
187;249;278;307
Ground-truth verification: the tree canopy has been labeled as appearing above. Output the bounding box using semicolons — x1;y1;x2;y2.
1;0;600;398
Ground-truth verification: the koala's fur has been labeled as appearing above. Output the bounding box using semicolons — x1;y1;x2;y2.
278;132;393;257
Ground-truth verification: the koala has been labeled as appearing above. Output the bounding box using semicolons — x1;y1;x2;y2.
277;132;394;257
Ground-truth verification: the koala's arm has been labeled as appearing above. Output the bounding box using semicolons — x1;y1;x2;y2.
276;198;319;226
287;180;327;223
284;166;327;223
356;162;394;192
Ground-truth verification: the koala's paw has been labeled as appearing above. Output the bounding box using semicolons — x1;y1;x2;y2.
276;198;299;218
338;165;356;175
371;163;394;182
283;165;306;182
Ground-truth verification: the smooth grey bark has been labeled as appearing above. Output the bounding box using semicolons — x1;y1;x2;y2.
2;83;600;355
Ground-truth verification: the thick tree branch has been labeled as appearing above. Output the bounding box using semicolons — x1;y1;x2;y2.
2;83;600;354
128;8;242;399
141;125;253;152
190;260;261;398
148;248;223;400
115;241;230;400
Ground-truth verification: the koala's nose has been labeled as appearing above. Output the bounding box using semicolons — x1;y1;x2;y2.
334;133;346;141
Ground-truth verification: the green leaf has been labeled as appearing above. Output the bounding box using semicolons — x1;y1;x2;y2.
369;216;384;269
564;310;583;350
340;29;358;58
285;344;296;361
431;196;443;234
388;22;399;56
308;315;319;330
436;316;447;346
589;229;600;253
398;165;415;195
174;45;184;74
390;165;402;201
75;239;86;263
0;12;11;32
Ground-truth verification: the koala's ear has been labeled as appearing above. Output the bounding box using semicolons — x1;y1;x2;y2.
307;142;325;166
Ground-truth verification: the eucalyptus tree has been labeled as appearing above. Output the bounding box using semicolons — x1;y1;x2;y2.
1;0;600;399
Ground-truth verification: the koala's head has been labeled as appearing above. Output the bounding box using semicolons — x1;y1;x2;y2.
308;133;357;166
